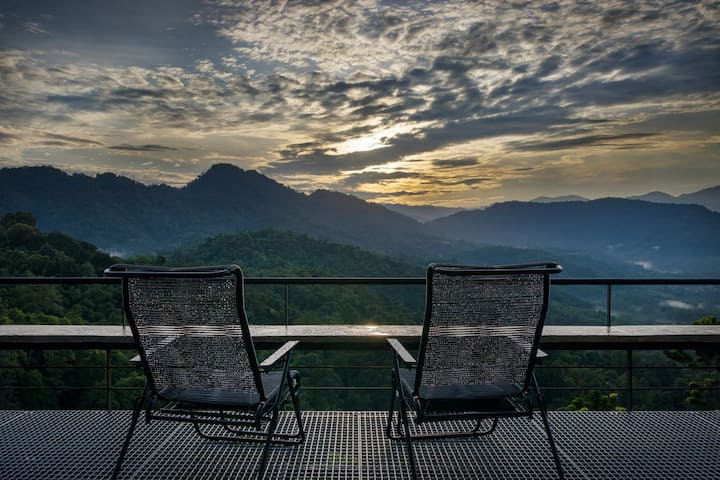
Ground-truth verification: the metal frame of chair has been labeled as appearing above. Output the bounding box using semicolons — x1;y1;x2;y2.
386;262;564;479
105;264;304;480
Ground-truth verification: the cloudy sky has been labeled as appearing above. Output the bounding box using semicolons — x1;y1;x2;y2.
1;0;718;207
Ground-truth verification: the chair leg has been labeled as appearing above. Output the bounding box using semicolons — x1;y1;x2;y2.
472;417;499;435
257;404;280;479
386;375;398;438
112;393;145;480
533;375;564;480
288;372;305;441
398;396;419;480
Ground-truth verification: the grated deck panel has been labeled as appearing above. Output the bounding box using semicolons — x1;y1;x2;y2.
0;410;718;479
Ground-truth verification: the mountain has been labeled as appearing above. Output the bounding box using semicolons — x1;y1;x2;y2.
0;164;448;258
531;195;589;203
532;186;720;211
629;191;678;203
381;203;464;222
0;166;180;254
426;198;720;275
2;165;718;276
633;185;720;212
677;185;720;212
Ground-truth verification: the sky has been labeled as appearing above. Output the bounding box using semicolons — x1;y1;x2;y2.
0;0;718;208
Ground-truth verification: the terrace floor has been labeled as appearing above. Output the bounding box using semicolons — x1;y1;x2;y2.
1;410;719;479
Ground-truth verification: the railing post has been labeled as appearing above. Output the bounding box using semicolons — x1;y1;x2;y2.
285;283;289;327
627;348;633;411
119;280;126;330
106;348;112;411
606;283;612;333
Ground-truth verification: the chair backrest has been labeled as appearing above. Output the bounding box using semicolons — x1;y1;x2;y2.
105;264;265;400
415;263;562;395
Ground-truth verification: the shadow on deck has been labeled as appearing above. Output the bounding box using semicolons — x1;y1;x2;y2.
1;410;719;479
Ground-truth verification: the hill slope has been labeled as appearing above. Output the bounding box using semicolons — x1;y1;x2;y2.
0;164;445;257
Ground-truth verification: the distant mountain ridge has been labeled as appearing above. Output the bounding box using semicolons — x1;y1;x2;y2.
629;185;720;212
426;198;720;274
531;195;589;203
0;164;447;258
1;164;718;275
381;203;463;222
532;186;719;212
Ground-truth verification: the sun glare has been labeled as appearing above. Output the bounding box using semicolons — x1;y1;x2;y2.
333;133;390;155
330;123;425;156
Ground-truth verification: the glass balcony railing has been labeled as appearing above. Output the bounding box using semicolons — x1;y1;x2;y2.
1;276;718;411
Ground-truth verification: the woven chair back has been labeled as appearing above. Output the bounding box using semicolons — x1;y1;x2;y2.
117;265;263;399
416;264;554;394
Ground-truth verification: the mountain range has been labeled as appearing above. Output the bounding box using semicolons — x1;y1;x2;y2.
1;164;718;275
531;185;720;212
426;199;720;274
0;164;449;258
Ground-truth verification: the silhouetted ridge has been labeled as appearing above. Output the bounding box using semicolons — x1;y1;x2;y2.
0;164;442;256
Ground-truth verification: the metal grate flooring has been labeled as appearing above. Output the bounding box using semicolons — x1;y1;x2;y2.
0;410;718;479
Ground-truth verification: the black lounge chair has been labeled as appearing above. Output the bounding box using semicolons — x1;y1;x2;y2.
105;264;304;480
386;263;564;479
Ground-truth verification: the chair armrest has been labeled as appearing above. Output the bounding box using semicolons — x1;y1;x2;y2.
535;348;549;366
387;338;416;367
259;340;300;371
129;336;179;367
506;337;547;361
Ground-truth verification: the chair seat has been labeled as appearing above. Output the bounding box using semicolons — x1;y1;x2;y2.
159;370;300;408
399;368;524;413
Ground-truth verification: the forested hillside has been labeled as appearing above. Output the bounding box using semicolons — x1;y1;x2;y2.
168;229;422;276
0;214;427;409
166;230;426;326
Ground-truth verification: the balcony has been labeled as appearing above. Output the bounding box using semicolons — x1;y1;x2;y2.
1;276;719;478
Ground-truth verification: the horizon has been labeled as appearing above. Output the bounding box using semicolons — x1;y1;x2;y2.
1;1;719;208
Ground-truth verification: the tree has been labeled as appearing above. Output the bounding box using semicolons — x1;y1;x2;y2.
563;390;626;411
664;316;719;409
1;212;36;229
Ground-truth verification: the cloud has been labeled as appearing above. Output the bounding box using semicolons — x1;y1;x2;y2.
0;131;18;144
109;144;178;152
42;133;103;148
513;133;658;152
432;158;479;168
340;170;422;189
21;21;49;35
110;88;170;100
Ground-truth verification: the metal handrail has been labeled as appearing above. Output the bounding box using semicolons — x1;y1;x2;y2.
1;276;719;285
3;276;718;331
1;276;718;411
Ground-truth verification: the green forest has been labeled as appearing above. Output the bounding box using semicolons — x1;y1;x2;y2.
0;212;717;411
